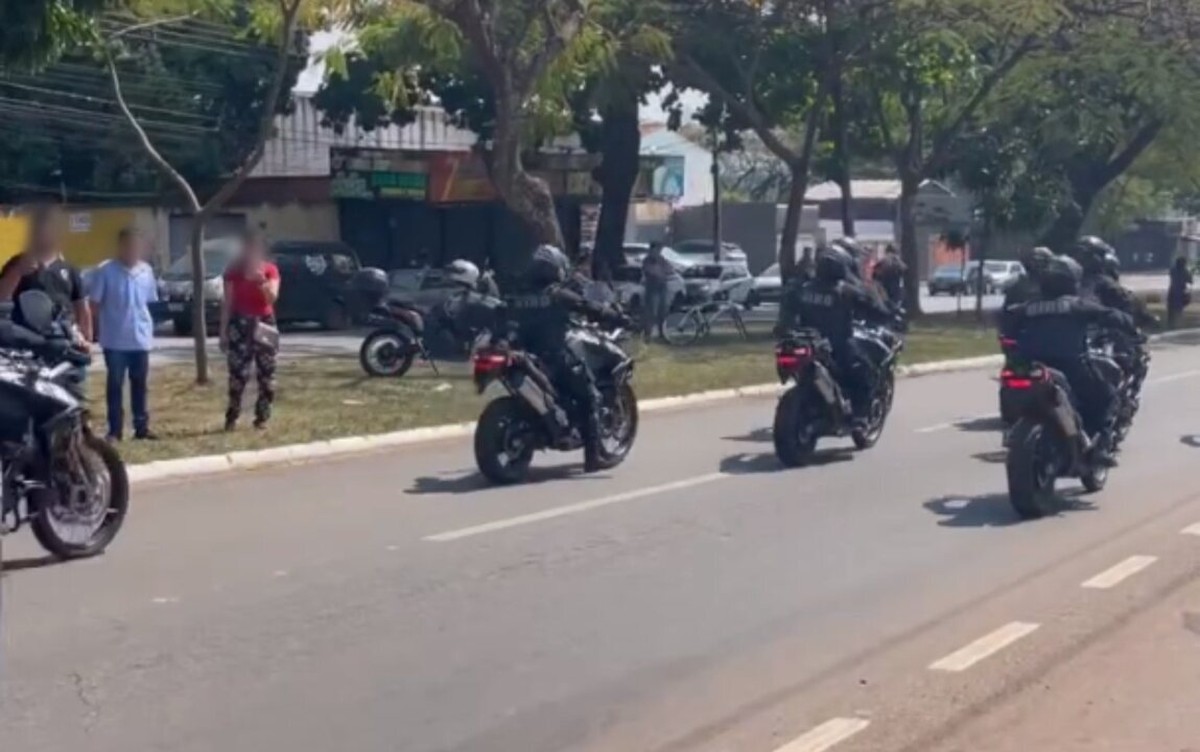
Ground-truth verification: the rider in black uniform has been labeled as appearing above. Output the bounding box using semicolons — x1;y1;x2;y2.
776;245;896;424
502;245;632;472
1002;255;1137;464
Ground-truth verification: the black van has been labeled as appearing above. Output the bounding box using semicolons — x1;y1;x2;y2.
271;241;363;330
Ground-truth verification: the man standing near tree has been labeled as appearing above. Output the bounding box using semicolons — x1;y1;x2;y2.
0;204;93;346
641;241;672;342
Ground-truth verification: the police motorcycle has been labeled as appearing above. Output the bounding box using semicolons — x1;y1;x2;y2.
0;291;129;559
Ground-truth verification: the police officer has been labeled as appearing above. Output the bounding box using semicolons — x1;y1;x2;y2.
1072;236;1157;329
872;244;908;311
1002;246;1054;311
775;244;896;424
503;245;632;472
1002;255;1136;464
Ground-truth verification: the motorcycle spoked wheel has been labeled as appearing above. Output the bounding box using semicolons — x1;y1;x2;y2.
773;386;822;468
1005;419;1061;520
474;397;539;485
31;433;129;559
359;331;416;378
591;383;639;471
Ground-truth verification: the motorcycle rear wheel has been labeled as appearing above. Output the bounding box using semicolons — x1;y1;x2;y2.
1005;419;1059;520
774;386;820;468
31;434;129;559
474;397;538;485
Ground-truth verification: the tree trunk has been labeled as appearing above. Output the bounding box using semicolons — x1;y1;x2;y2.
492;108;564;249
188;220;210;384
1037;194;1092;252
778;163;811;281
829;52;855;237
898;172;923;316
974;219;990;322
593;100;640;279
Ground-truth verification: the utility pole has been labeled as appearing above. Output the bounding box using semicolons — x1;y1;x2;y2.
710;116;723;262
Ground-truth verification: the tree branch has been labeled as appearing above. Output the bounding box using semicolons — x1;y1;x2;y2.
1100;118;1165;184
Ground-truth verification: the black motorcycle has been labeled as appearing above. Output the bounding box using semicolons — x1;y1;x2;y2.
0;291;129;559
1001;357;1121;519
773;324;903;467
359;290;503;378
471;324;638;485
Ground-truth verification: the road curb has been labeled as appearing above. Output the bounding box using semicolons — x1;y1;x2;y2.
128;331;1199;486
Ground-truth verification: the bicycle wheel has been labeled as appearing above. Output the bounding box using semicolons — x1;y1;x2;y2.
663;308;703;346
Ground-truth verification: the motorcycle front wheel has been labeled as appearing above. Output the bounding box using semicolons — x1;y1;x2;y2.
592;382;639;470
853;371;895;450
1005;419;1059;520
31;433;129;559
359;330;415;378
474;397;538;485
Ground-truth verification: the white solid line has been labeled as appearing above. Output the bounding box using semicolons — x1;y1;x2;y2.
1149;369;1200;386
929;622;1040;672
914;421;955;434
1081;555;1158;589
1181;523;1200;536
914;414;996;434
772;718;871;752
424;473;731;542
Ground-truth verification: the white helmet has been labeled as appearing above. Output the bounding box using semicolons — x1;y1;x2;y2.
444;259;480;289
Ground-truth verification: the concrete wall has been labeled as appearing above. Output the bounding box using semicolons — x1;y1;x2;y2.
244;202;340;244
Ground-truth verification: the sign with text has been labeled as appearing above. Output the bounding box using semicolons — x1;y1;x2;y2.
330;148;429;200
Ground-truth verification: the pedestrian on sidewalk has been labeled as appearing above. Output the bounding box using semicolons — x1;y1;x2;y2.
0;204;93;348
641;242;671;341
219;229;281;431
1167;255;1193;329
89;227;158;441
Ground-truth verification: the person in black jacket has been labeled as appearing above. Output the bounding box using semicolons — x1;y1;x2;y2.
776;244;896;423
503;245;632;471
872;244;907;310
1072;236;1157;330
1002;246;1054;312
1002;255;1137;464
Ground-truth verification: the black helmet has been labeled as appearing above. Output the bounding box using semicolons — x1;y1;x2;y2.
351;267;390;304
830;238;865;278
1102;251;1121;281
1041;254;1083;297
527;244;571;287
1072;236;1114;275
815;244;852;283
1018;246;1054;278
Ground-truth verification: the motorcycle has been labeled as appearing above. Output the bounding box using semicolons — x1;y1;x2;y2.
773;323;903;467
0;291;129;559
1001;356;1121;519
471;324;638;485
359;290;503;378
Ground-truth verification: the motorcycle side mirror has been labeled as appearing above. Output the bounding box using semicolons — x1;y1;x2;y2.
17;290;56;334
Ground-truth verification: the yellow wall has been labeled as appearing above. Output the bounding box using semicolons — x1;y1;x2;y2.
0;215;26;266
60;208;139;268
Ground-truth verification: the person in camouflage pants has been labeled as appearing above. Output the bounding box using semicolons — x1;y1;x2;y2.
224;315;277;429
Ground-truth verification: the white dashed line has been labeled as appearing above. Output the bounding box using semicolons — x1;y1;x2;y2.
929;622;1040;672
1081;555;1158;589
771;718;871;752
273;570;289;578
424;473;731;542
914;414;996;434
1149;369;1200;386
151;597;180;605
1182;523;1200;536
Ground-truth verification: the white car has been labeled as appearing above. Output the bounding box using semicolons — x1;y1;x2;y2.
980;260;1024;293
746;263;783;308
674;239;749;267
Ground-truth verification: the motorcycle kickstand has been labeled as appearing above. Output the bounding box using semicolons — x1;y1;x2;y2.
420;345;440;376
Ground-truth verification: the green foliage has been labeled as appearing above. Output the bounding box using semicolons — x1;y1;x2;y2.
0;0;110;69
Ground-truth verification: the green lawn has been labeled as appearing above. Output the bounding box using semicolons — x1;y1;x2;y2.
114;320;1000;464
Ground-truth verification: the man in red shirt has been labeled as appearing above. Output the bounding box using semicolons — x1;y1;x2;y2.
219;230;281;431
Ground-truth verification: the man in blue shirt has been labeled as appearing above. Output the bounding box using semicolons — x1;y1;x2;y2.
89;228;159;441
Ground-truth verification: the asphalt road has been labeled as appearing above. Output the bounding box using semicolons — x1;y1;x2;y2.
5;327;1200;750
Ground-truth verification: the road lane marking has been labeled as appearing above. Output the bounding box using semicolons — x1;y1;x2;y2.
424;473;731;542
1182;523;1200;536
1149;369;1200;386
929;622;1040;672
772;718;870;752
151;597;180;605
1081;555;1157;589
915;414;996;434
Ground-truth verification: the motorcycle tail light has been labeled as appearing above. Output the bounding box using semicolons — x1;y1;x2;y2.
776;345;811;370
472;351;508;377
999;336;1017;349
1001;367;1046;390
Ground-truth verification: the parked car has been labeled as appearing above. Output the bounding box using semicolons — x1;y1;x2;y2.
271;240;362;330
622;243;689;310
681;261;753;305
387;267;471;310
674;239;749;266
979;260;1023;293
746;262;783;308
153;238;240;336
927;262;988;296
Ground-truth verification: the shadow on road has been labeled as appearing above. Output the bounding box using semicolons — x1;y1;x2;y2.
970;449;1008;464
956;416;1005;433
718;448;853;475
925;489;1094;528
1180;435;1200;448
1;554;64;572
406;463;598;496
722;427;773;443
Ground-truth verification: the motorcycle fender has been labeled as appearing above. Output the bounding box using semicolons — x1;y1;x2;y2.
1051;394;1080;439
508;371;567;432
811;362;840;407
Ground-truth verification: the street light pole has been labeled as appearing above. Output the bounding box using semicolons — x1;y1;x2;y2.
710;120;723;263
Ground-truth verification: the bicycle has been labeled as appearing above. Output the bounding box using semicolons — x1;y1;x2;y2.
662;295;749;346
